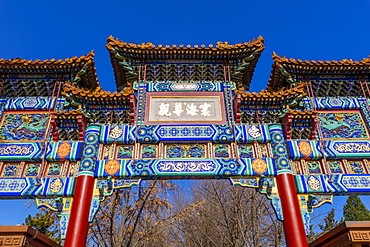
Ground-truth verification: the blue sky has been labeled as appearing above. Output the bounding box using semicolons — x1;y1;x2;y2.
0;0;370;226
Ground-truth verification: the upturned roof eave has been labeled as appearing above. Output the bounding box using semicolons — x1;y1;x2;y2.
267;53;370;91
0;51;100;90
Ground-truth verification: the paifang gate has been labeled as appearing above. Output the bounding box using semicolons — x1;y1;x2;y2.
1;36;370;246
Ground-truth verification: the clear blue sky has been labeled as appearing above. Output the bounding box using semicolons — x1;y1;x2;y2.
0;0;370;226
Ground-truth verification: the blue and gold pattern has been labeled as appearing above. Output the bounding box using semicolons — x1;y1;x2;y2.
318;111;368;139
99;124;135;144
214;144;230;158
166;144;206;158
235;125;270;143
269;125;291;174
0;177;75;197
0;143;46;161
46;141;85;162
116;145;134;159
78;125;101;176
0;112;49;141
134;125;234;143
141;145;157;159
238;145;254;158
4;97;65;111
301;97;360;110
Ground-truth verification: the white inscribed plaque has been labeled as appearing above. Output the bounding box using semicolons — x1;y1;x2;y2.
149;96;222;122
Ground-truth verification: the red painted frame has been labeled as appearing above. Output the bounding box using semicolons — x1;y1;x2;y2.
144;92;227;125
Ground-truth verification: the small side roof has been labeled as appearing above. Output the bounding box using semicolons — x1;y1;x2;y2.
0;51;99;89
268;52;370;91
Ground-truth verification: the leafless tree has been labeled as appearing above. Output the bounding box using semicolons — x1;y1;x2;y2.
87;180;176;247
87;179;284;246
169;180;285;247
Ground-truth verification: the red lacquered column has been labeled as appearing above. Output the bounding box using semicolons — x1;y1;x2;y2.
276;173;308;247
64;175;95;247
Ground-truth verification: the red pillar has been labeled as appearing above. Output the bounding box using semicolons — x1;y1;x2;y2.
276;173;308;247
64;175;95;247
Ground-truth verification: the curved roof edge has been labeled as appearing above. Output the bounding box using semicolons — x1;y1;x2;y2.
268;52;370;91
0;51;99;89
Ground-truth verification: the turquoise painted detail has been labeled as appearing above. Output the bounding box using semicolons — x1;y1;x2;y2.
0;177;75;198
141;145;157;159
235;124;271;143
287;140;322;160
238;144;254;158
166;144;206;158
99;124;135;144
269;125;292;174
4;97;65;111
116;145;133;159
46;141;85;161
0;142;46;161
301;97;360;110
0;113;49;141
318;112;367;139
78;125;101;175
214;144;230;158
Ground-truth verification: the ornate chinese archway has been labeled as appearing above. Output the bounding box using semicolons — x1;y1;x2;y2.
1;37;370;247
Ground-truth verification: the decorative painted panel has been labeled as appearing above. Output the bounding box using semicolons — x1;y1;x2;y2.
1;162;23;177
78;125;101;176
257;144;270;158
99;124;135;144
46;141;85;161
94;158;276;179
214;144;230;158
101;145;115;160
269;125;291;174
304;161;323;175
287;141;322;160
345;160;367;174
116;145;134;159
324;140;370;158
318;111;368;139
4;97;65;111
326;161;345;174
145;92;226;125
135;125;234;143
295;175;331;193
0;177;75;198
46;162;64;177
141;145;157;159
165;144;206;159
238;158;276;176
230;177;259;187
0;142;46;161
36;198;63;211
0;112;49;141
295;174;370;194
301;97;360;110
238;145;255;158
234;124;271;143
23;163;42;177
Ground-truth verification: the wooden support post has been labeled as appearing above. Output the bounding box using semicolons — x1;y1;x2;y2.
64;175;95;247
276;173;308;247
